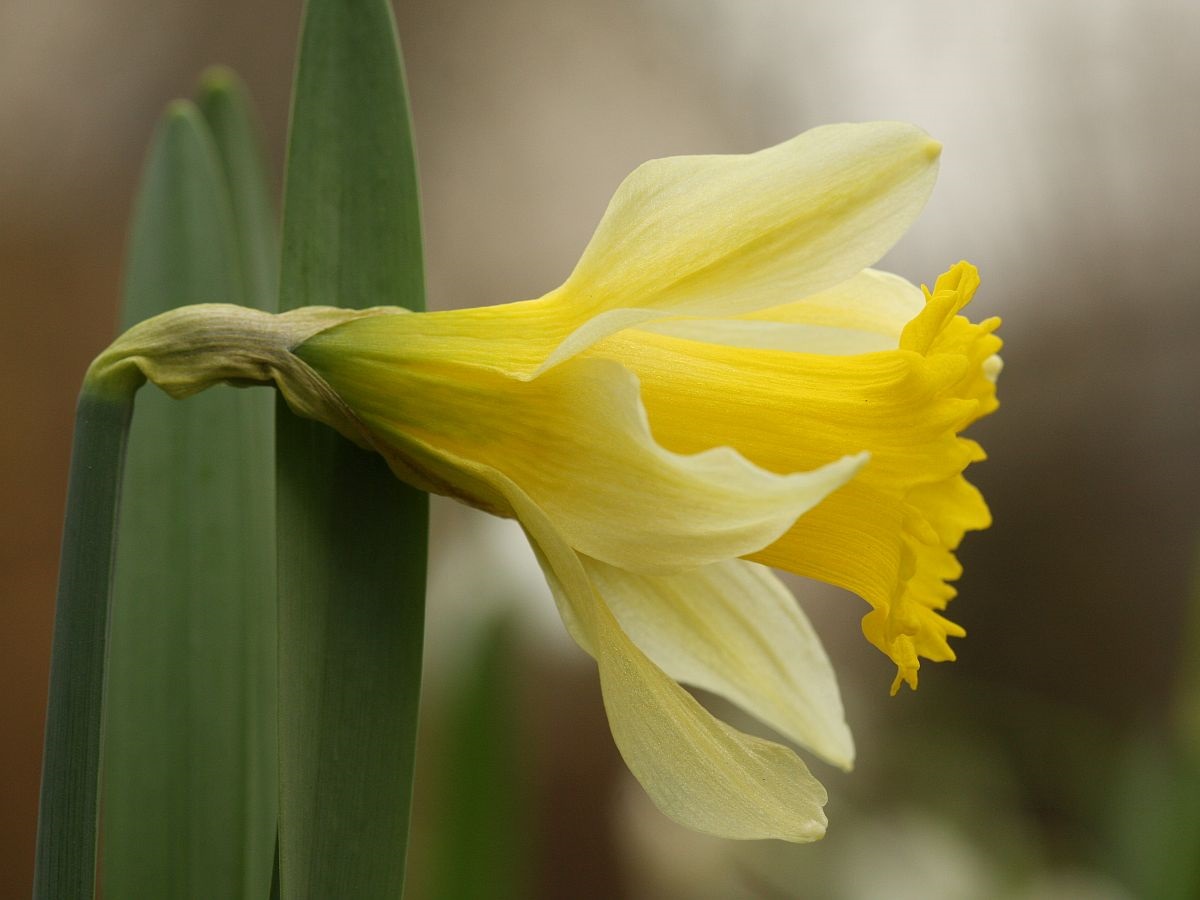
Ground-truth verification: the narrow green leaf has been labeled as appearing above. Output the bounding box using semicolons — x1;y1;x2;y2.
197;66;280;311
275;0;427;897
102;99;277;899
196;70;283;893
35;388;133;900
430;620;531;900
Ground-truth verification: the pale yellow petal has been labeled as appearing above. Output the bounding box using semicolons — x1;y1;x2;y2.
376;441;832;840
638;267;926;355
496;466;831;842
741;268;925;337
540;122;941;369
587;557;854;770
297;332;869;574
641;269;924;355
591;601;829;842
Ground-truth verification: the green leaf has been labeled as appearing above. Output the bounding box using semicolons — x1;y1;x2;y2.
275;0;427;896
35;388;133;900
197;66;280;311
429;619;531;900
102;98;278;899
195;67;282;894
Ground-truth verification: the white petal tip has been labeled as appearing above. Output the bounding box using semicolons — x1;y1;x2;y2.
828;731;856;772
838;450;872;480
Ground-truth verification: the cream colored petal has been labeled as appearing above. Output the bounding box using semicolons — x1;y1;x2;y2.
308;345;869;574
493;467;831;842
591;599;829;842
744;268;924;335
585;557;854;770
641;269;924;355
511;360;866;574
540;123;940;369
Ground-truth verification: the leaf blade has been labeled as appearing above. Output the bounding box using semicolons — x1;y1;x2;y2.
197;66;280;312
195;73;284;896
102;98;278;900
35;389;133;900
275;0;427;896
428;619;531;900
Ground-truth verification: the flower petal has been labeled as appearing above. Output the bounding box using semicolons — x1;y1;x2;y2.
586;556;854;770
497;467;831;842
297;331;869;573
588;593;830;842
346;432;832;840
639;319;897;355
540;122;941;369
743;268;924;338
641;269;926;355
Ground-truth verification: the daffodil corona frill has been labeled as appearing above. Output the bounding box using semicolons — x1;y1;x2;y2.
87;121;1001;843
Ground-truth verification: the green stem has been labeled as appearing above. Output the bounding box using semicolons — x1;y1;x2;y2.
35;385;135;900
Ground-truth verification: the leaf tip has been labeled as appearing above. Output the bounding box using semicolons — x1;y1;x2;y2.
198;64;241;95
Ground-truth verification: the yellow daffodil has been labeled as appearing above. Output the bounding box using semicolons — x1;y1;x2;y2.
88;121;1000;842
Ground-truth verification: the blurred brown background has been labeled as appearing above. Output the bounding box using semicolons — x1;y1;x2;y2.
4;0;1199;897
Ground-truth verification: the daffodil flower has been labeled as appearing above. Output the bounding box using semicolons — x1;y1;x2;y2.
87;121;1000;842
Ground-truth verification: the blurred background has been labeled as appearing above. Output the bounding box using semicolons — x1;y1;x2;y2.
4;0;1199;896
